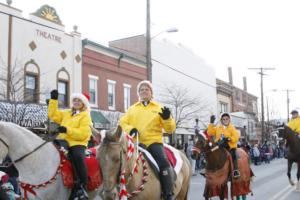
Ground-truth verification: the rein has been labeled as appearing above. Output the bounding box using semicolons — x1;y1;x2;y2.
14;141;48;163
0;138;9;148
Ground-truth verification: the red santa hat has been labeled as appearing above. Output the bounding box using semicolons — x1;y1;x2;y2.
71;92;90;111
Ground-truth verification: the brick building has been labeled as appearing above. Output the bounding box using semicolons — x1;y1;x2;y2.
82;39;147;128
216;67;259;142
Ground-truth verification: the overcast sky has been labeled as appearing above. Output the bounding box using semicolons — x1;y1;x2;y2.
7;0;300;120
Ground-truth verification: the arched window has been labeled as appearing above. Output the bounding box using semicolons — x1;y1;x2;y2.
24;60;40;103
57;68;70;107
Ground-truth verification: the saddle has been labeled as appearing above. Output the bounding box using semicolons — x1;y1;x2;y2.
54;141;102;191
138;144;182;179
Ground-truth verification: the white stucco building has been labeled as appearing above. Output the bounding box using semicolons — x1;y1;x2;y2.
110;35;217;131
0;3;82;106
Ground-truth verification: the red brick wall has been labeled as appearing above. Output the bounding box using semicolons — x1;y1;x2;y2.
82;47;147;112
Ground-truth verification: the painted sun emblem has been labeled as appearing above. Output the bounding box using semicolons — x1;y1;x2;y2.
41;7;58;22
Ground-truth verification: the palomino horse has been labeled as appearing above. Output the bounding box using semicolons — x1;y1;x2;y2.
0;121;101;200
277;125;300;191
97;126;191;200
192;132;252;200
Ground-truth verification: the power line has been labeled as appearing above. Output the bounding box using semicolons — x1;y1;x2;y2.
152;58;216;88
110;45;216;88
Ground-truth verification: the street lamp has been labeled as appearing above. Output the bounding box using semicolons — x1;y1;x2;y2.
151;27;179;39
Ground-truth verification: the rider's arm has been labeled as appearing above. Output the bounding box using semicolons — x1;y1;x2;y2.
228;125;239;144
67;112;92;141
161;116;176;134
119;110;134;134
207;123;217;136
48;99;64;124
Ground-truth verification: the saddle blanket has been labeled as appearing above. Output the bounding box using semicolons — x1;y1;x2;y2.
60;147;102;191
138;144;183;175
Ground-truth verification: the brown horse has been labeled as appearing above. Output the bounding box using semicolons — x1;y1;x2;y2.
277;125;300;191
97;126;191;200
192;133;252;200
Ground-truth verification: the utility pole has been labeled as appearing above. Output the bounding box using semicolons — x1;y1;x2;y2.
146;0;152;81
282;89;294;122
248;67;275;142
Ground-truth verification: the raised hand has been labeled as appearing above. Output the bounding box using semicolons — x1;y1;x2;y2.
50;89;58;100
159;106;171;120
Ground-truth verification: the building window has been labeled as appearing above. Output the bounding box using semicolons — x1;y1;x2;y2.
235;91;240;101
24;60;40;103
25;74;38;103
107;80;116;110
123;84;131;111
89;75;98;107
58;80;68;107
220;101;228;113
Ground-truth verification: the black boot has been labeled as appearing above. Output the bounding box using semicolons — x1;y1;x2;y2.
160;167;174;200
231;148;240;179
233;155;240;178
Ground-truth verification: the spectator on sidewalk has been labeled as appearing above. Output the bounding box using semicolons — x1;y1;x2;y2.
186;138;197;176
253;144;260;165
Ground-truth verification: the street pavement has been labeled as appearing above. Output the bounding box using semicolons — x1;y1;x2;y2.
188;158;300;200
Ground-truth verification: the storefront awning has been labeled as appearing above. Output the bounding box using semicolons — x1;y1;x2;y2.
90;110;110;129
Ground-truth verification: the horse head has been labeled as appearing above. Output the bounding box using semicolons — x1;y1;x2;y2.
191;131;210;160
277;126;286;139
98;125;130;200
277;125;298;140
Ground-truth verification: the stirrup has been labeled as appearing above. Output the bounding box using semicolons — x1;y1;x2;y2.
233;170;240;178
74;187;89;200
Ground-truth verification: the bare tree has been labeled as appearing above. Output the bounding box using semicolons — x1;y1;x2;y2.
0;58;47;127
158;83;212;129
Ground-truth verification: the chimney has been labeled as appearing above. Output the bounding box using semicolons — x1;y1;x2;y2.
228;67;233;85
243;76;247;91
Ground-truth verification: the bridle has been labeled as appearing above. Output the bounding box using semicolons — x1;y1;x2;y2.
193;136;219;157
101;141;126;195
101;134;146;199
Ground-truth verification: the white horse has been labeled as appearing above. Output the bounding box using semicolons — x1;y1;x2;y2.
0;121;101;200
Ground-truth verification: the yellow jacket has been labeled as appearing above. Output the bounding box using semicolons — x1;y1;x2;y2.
287;117;300;135
48;99;92;147
207;123;239;149
120;101;176;147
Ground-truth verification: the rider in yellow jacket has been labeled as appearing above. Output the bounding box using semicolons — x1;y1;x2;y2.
48;90;92;199
120;80;176;200
287;110;300;136
207;113;240;178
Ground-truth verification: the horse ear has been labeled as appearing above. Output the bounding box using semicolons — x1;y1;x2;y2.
114;125;122;140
